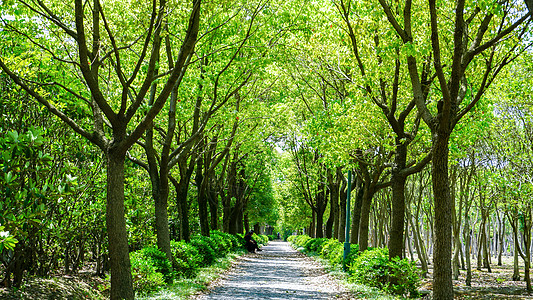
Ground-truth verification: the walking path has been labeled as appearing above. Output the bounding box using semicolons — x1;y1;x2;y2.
196;241;351;299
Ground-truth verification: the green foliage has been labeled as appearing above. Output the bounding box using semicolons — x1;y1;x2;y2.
189;236;216;267
0;226;18;251
210;230;243;251
348;248;420;297
141;247;174;283
304;238;328;253
130;250;166;295
252;233;269;246
320;239;344;265
287;234;312;248
170;240;202;277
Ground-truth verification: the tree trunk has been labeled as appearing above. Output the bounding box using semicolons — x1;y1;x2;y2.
464;215;472;286
431;133;454;299
350;181;364;245
106;151;134;300
389;173;407;259
208;190;219;231
358;186;375;252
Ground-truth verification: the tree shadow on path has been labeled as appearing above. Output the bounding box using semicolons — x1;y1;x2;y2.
199;241;347;300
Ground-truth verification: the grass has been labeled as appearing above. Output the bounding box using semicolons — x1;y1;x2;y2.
138;250;245;300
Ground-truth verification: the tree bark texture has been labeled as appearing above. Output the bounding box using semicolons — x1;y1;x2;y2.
106;151;134;300
431;134;454;299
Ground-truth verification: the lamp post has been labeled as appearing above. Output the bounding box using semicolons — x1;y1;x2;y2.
343;170;352;271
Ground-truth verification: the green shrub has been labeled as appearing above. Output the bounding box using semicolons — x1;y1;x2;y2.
349;247;420;297
170;240;202;277
320;239;344;265
190;236;216;266
304;238;328;253
130;250;166;295
343;244;360;269
287;235;297;243
208;232;231;256
211;230;242;251
141;246;174;283
252;233;268;246
268;234;277;241
290;235;312;248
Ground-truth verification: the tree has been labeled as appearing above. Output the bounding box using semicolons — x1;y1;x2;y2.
377;0;531;298
0;1;201;298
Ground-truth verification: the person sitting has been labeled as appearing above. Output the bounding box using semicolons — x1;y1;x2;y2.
244;230;262;253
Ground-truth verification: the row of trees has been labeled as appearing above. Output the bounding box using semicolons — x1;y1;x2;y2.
1;0;284;298
1;0;532;299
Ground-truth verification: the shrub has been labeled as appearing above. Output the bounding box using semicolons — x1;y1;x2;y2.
130;250;166;295
141;246;174;283
211;230;241;251
290;235;312;248
189;236;216;266
170;240;202;277
252;233;268;246
268;234;277;241
304;238;328;253
287;235;297;243
320;239;344;265
343;244;360;269
349;247;420;297
208;232;231;256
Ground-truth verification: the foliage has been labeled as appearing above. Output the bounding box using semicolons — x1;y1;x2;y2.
252;233;269;246
0;226;18;252
320;239;344;266
189;236;216;267
141;247;174;283
130;251;166;296
287;234;312;248
304;238;329;253
348;248;420;297
170;240;202;278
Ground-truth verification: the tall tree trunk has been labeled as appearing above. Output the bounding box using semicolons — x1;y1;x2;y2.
208;190;219;230
389;173;407;259
196;149;210;236
358;186;375;251
350;181;364;245
464;215;472;286
106;151;134;300
432;133;454;299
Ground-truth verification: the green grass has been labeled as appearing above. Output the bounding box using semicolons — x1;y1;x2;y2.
138;250;245;300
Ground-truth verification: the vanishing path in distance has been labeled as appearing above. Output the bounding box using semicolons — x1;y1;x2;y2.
196;240;350;300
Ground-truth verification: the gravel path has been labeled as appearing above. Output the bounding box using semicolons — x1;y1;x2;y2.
196;241;351;300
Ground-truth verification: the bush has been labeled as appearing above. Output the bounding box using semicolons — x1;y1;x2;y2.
304;238;328;253
349;247;420;297
170;240;202;277
211;230;242;251
189;236;216;266
320;239;344;265
289;235;312;248
208;232;232;256
141;246;174;283
252;233;268;246
268;234;277;241
130;250;166;295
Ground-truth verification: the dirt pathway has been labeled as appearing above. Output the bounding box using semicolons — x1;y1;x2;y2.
196;241;350;300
